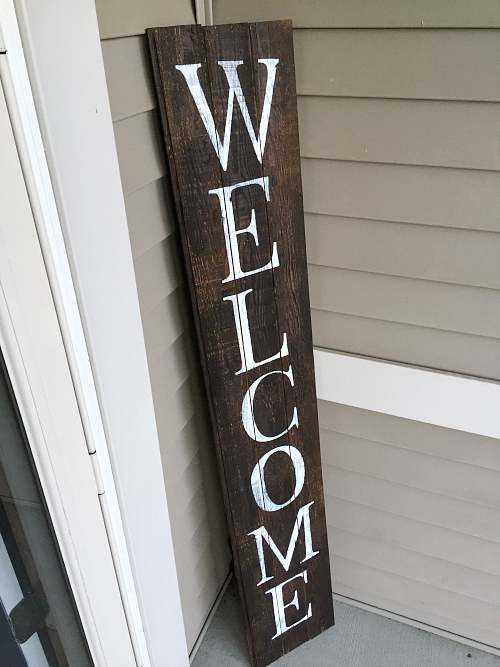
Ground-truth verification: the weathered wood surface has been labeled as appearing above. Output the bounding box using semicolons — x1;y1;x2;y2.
148;21;334;666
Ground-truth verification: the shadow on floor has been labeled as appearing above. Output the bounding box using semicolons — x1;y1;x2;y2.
192;577;500;667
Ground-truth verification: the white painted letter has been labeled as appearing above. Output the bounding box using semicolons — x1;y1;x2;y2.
175;59;279;170
250;445;304;512
266;570;313;639
211;177;279;284
248;502;318;585
242;366;298;442
224;287;287;375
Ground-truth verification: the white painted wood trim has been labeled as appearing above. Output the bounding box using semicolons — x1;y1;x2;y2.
0;5;149;665
8;0;190;665
0;71;136;666
314;348;500;439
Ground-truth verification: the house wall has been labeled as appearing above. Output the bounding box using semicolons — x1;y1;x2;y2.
320;400;500;649
210;0;500;649
92;0;500;652
95;0;232;652
214;1;500;380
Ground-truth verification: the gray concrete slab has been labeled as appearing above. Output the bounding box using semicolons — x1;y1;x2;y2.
192;578;500;667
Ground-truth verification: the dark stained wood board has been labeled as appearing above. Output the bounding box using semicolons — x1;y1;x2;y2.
147;21;334;667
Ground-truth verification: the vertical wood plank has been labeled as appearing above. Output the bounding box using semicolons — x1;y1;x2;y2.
148;21;334;666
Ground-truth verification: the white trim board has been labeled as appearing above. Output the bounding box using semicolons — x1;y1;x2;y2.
314;349;500;440
0;72;136;666
7;0;189;665
0;3;148;664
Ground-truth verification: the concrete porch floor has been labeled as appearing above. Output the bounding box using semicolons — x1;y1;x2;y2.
192;578;500;667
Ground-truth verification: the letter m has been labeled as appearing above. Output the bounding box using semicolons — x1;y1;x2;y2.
248;502;319;586
175;59;279;171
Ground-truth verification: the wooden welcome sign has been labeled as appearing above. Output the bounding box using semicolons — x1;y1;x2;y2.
148;20;334;666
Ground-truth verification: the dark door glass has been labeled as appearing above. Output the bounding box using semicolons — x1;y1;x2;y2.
0;349;93;666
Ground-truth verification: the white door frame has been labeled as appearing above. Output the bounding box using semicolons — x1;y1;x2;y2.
0;54;137;667
0;1;189;665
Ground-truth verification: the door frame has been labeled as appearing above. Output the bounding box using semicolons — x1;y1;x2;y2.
0;1;189;665
0;62;138;667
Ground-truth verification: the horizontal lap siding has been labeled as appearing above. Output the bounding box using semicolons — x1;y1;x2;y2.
312;312;500;379
309;265;499;339
293;29;500;380
294;30;500;101
97;14;231;652
231;13;500;379
298;97;500;171
96;0;500;651
214;3;500;650
212;20;500;380
213;0;500;28
302;159;500;233
319;401;500;648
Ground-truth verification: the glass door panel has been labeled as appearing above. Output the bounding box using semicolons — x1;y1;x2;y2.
0;349;93;667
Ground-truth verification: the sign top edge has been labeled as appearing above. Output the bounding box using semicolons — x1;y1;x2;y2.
146;19;293;32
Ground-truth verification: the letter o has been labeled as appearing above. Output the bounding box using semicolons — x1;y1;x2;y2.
251;445;305;512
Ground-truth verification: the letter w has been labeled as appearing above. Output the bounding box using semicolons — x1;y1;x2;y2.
248;502;319;586
176;59;279;171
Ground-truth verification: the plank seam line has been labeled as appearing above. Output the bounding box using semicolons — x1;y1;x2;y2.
330;554;500;612
307;261;500;291
305;210;500;235
325;493;500;544
320;431;500;474
300;154;500;173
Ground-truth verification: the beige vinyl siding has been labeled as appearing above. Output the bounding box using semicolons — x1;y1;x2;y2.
319;401;500;649
302;159;500;234
214;2;500;380
293;30;500;101
96;0;196;39
296;28;500;380
212;0;500;28
213;1;500;649
297;97;500;171
311;312;500;380
97;6;232;651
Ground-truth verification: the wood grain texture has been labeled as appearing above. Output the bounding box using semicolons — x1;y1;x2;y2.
148;21;333;666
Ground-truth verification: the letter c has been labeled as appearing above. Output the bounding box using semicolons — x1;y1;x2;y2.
242;365;298;443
